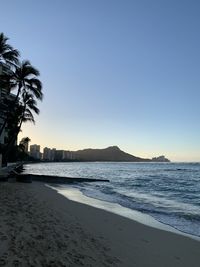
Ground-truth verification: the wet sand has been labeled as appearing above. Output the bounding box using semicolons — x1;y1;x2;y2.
0;181;200;266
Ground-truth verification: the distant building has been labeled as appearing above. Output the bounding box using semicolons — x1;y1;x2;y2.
54;150;65;161
63;150;76;160
30;144;41;160
54;150;76;161
51;148;56;161
43;148;76;161
43;147;53;161
35;146;77;162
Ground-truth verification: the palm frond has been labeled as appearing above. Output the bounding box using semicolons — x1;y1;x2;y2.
0;33;20;65
2;50;20;64
21;60;40;77
23;108;35;124
26;81;43;100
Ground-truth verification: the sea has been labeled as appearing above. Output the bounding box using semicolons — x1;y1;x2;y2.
24;162;200;238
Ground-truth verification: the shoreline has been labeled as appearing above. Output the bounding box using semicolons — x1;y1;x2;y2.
1;181;200;266
22;161;200;238
51;184;200;242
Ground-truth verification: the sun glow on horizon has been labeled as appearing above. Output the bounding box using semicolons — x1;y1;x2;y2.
8;0;200;163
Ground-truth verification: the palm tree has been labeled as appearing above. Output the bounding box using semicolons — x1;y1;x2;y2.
0;60;43;137
12;92;39;140
22;137;31;143
0;33;20;66
1;60;43;103
0;33;43;165
20;91;40;124
3;92;40;159
0;33;20;147
19;137;31;153
12;60;43;101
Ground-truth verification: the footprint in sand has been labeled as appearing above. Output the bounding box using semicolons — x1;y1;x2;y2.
13;259;20;267
0;259;6;266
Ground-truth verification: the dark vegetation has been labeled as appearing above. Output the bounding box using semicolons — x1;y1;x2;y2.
0;33;43;165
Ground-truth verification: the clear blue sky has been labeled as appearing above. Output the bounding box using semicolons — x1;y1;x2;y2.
1;0;200;161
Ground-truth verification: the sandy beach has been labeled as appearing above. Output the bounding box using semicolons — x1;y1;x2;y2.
0;181;200;267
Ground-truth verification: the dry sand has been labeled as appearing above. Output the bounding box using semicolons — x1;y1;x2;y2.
0;181;200;267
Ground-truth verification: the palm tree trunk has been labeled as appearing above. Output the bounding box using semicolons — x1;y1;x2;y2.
3;101;25;163
0;119;7;138
0;84;21;137
3;120;22;161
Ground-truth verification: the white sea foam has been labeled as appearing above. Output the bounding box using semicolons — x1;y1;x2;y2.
47;185;200;241
24;162;200;237
114;189;200;215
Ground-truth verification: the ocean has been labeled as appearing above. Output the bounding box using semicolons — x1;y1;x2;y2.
24;162;200;238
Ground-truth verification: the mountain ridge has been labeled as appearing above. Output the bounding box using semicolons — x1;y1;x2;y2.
74;146;170;162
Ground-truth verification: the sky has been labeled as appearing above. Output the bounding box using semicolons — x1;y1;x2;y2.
1;0;200;162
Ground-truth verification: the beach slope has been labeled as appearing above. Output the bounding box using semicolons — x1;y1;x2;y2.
0;182;199;266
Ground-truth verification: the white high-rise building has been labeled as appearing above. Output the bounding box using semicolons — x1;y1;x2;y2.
43;147;52;161
30;144;41;160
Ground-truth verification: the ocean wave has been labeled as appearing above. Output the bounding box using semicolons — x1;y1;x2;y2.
113;189;200;214
25;162;200;237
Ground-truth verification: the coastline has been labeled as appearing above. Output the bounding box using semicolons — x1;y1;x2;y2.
52;184;200;241
1;181;200;266
23;161;200;237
